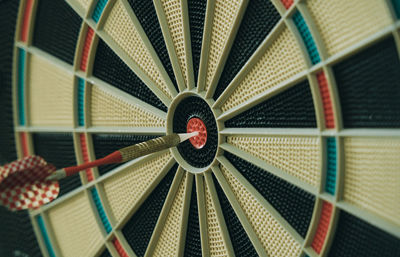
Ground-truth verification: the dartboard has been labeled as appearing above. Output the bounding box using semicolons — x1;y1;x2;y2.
0;0;400;256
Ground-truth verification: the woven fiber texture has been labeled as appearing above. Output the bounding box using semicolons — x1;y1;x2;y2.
184;180;202;257
160;0;189;86
33;133;81;197
317;72;335;128
214;0;280;100
204;0;244;92
92;133;157;175
0;208;41;257
93;39;167;112
33;0;82;64
37;215;56;257
333;37;400;128
72;0;92;12
122;165;177;257
225;79;316;128
325;138;336;195
225;152;315;238
47;193;104;257
91;188;112;233
311;201;332;254
188;0;206;86
80;28;94;71
227;135;321;186
90;85;165;127
127;0;178;91
343;137;400;225
292;11;320;65
103;152;172;222
306;0;392;56
0;0;19;163
328;211;400;257
222;27;307;112
173;96;218;168
103;0;173;98
153;173;188;256
220;164;302;257
28;54;74;126
213;174;258;257
78;79;85;126
99;250;112;257
205;180;231;256
92;0;107;22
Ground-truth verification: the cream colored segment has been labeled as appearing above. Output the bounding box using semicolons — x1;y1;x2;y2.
90;85;165;127
343;137;400;226
205;181;229;256
220;165;301;257
306;0;392;56
47;193;104;257
205;0;243;91
103;0;172;98
221;28;306;112
227;136;320;186
103;152;171;221
28;54;74;126
153;173;188;256
161;0;188;86
71;0;92;11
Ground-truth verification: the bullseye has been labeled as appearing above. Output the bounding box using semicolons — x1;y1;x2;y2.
187;118;207;149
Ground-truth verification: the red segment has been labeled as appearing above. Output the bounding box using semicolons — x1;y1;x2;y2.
311;201;333;254
21;0;33;42
80;27;95;71
187;118;207;149
20;132;29;157
281;0;293;9
80;134;94;181
317;72;335;129
113;239;129;257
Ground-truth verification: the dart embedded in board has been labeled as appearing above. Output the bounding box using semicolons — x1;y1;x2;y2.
0;132;198;211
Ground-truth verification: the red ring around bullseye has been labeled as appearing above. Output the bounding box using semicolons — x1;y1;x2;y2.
187;118;207;149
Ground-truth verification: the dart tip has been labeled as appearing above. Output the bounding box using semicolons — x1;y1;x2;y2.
178;131;199;142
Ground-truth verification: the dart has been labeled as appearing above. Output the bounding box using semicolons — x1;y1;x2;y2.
45;132;198;181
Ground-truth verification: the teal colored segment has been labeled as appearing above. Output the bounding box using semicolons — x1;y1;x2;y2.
392;0;400;18
92;0;108;23
293;12;321;65
37;216;56;257
18;49;25;125
325;138;337;195
91;188;112;233
78;78;85;126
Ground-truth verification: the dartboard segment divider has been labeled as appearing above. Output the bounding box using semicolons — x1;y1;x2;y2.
5;0;400;257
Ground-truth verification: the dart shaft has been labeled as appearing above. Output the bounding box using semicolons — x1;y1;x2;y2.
46;133;197;180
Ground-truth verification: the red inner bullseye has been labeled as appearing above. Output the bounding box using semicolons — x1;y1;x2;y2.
187;118;207;149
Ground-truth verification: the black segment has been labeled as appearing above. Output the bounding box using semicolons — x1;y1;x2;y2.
122;164;177;257
99;249;112;257
173;96;218;168
127;0;178;91
333;37;400;128
93;40;167;112
33;133;81;197
92;134;157;175
0;208;42;257
225;152;315;238
225;80;317;128
213;175;258;257
33;0;82;64
188;0;207;86
0;0;19;164
184;181;202;257
213;0;280;100
328;211;400;257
